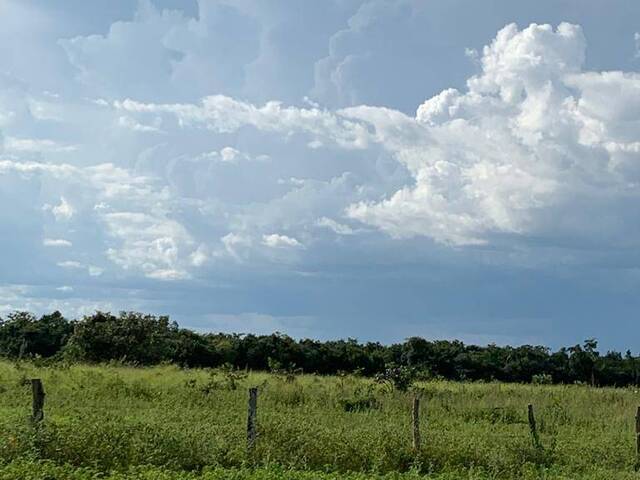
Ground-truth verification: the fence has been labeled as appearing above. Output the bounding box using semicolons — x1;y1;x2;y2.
25;378;640;469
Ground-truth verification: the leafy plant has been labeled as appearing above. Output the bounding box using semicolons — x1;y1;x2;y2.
339;384;380;412
268;357;302;383
532;373;553;385
374;364;418;392
187;365;248;394
0;361;633;478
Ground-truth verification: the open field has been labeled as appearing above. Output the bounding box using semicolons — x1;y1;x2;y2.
1;361;639;479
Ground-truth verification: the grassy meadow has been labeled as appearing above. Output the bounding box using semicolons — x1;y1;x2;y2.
0;361;639;479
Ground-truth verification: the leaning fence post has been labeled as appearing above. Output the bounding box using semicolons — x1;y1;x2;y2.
247;387;258;453
31;379;45;423
527;404;540;448
412;394;421;451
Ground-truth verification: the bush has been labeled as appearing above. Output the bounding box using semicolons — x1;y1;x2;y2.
374;364;418;392
532;374;553;385
64;312;182;365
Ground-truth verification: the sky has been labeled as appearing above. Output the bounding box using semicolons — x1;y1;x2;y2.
1;0;640;349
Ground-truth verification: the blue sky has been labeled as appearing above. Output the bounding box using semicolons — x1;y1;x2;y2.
1;0;640;349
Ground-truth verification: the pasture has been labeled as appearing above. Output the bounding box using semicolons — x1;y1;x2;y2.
0;361;638;479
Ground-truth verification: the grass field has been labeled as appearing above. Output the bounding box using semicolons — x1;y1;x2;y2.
0;361;639;479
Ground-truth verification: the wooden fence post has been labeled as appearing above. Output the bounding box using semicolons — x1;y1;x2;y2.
31;379;45;423
527;404;540;448
412;394;421;451
635;406;640;458
247;387;258;453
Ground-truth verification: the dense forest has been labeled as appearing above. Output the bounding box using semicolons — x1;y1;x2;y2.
1;310;638;387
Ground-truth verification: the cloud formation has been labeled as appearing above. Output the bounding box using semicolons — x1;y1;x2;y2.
111;23;640;249
2;0;640;347
262;234;302;249
347;24;640;248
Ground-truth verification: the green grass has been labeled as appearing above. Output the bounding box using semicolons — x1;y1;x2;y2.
0;361;639;479
3;461;640;480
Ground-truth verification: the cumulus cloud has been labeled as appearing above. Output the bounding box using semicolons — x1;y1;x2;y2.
262;233;302;249
51;197;75;221
112;22;640;249
59;0;260;102
220;146;240;163
4;3;640;346
1;158;201;280
104;212;193;280
189;244;209;267
345;23;640;246
311;0;477;112
6;21;640;274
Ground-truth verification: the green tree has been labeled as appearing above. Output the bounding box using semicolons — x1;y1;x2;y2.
0;311;72;358
65;311;179;364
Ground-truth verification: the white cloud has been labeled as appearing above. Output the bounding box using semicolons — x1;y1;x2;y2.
195;146;269;164
262;233;302;249
145;268;188;281
59;0;260;102
221;232;252;261
0;284;115;320
51;196;75;221
1;158;199;280
4;137;77;153
117;115;162;133
5;22;640;272
3;7;640;335
113;95;375;149
57;260;83;269
43;238;72;247
1;1;640;345
57;260;102;277
103;212;194;280
220;146;240;163
189;244;209;267
344;23;640;246
0;160;77;177
316;217;356;235
87;266;103;277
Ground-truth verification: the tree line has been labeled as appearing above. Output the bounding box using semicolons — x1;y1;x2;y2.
1;310;638;386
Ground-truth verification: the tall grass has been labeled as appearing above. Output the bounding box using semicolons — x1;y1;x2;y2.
0;361;638;479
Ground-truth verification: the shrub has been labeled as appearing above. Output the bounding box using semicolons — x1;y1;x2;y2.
64;312;180;364
532;374;553;385
374;364;418;392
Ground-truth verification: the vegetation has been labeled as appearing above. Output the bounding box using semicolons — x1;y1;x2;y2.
3;310;640;477
2;310;640;387
0;362;639;479
2;461;640;480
